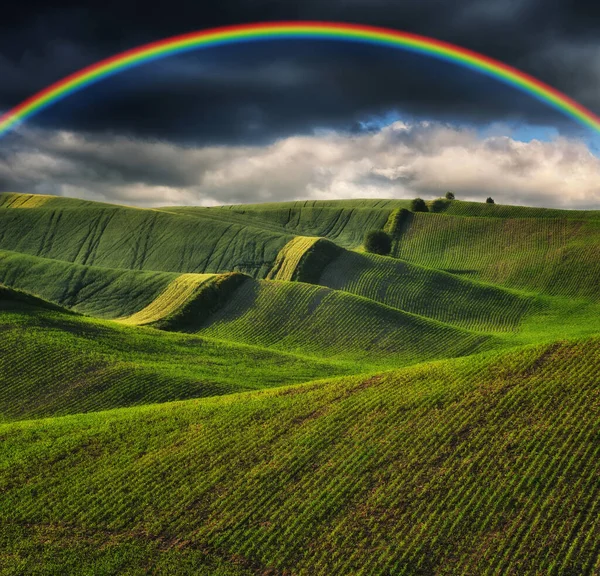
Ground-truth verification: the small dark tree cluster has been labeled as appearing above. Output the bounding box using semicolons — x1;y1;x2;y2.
410;198;429;213
430;198;449;213
364;230;392;256
486;197;495;204
445;191;455;200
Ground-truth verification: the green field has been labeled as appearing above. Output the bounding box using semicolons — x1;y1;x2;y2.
0;192;598;575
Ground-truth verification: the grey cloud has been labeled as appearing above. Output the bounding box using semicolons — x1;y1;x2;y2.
1;122;599;209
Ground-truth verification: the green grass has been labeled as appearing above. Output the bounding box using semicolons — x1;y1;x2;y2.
1;192;599;574
392;211;600;299
428;198;600;219
266;236;341;283
194;278;495;365
265;236;322;281
0;193;292;278
1;337;598;575
116;273;218;325
0;249;178;318
216;204;397;248
0;286;355;421
317;248;538;332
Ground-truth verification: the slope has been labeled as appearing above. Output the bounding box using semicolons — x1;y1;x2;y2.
216;203;397;248
0;192;292;278
0;248;495;368
392;211;600;299
192;278;494;366
427;198;600;220
0;286;354;421
316;248;537;332
0;249;178;318
1;337;598;575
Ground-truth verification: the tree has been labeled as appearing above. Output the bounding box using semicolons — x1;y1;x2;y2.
445;191;455;200
431;198;449;213
364;230;392;256
410;198;429;212
486;197;495;204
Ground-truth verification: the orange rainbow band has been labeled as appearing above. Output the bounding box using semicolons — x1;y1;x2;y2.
1;21;599;137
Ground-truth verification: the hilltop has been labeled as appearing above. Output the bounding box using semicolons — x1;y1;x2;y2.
0;191;598;574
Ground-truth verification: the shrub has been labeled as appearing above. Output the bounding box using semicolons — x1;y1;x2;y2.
410;198;429;213
486;197;495;204
364;230;392;256
431;199;450;213
445;191;455;200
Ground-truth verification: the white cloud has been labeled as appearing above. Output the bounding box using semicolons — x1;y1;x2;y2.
1;120;599;209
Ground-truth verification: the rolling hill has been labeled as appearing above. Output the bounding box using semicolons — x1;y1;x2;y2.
1;337;598;575
0;192;598;575
0;284;355;421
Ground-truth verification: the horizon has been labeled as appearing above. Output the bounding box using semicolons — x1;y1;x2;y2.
2;190;599;212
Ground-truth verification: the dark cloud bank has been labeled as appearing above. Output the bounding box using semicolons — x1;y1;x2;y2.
0;0;599;208
1;0;599;144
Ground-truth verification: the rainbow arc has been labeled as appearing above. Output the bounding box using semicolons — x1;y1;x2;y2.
1;21;599;137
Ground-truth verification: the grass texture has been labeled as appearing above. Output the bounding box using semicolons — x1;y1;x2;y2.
0;192;598;575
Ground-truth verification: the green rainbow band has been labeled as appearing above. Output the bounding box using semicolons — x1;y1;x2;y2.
1;21;599;137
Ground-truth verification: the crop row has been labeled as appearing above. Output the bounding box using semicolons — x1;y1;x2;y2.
0;303;353;421
1;338;598;574
0;192;54;209
393;213;600;300
319;250;536;333
266;236;321;281
117;273;215;326
220;205;392;248
437;199;600;220
0;248;177;318
0;200;290;277
196;278;494;366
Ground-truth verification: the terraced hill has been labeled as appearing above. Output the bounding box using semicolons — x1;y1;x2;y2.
0;192;598;575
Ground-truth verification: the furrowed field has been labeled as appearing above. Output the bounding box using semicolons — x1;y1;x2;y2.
0;192;598;575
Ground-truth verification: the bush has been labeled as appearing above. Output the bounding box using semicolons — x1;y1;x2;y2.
410;198;429;213
486;197;495;204
431;199;450;213
445;191;455;200
364;230;392;256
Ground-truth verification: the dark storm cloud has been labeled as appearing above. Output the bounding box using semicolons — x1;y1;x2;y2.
0;0;598;144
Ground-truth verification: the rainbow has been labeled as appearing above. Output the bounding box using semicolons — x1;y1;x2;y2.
1;21;600;137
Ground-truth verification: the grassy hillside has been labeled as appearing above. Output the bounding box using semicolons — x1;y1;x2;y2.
1;337;598;575
194;278;494;365
1;192;599;574
266;236;341;283
0;193;292;277
0;286;354;421
265;236;322;281
217;204;396;248
317;249;537;332
0;249;177;318
392;211;600;299
428;198;600;219
116;273;218;326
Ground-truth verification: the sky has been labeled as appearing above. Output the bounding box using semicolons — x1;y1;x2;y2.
0;0;599;208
